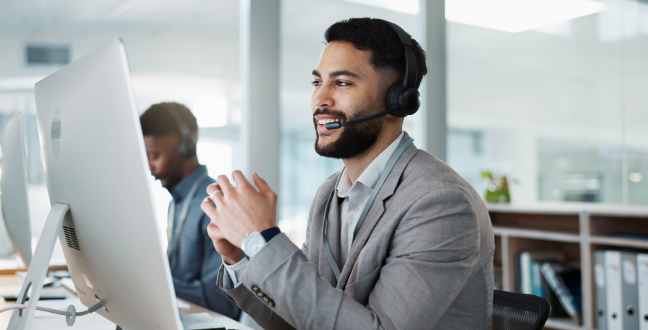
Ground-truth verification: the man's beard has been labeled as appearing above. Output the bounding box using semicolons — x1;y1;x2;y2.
313;104;383;159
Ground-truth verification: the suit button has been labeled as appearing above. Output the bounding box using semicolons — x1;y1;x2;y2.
256;291;265;298
263;296;270;304
268;299;275;308
251;285;260;292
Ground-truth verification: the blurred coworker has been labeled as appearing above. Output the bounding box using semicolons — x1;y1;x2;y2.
202;18;494;329
140;102;239;319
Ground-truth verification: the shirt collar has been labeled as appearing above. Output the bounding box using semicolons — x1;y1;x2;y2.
337;131;405;198
169;165;208;201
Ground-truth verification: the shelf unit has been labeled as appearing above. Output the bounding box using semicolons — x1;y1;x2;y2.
488;202;648;330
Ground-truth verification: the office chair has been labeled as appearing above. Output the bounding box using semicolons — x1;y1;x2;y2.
493;290;551;330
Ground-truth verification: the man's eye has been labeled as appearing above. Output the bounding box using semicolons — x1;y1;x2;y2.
336;81;349;86
312;81;322;86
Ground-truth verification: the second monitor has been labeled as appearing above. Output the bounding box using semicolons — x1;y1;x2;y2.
1;112;32;268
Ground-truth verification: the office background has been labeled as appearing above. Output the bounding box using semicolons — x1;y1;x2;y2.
0;0;646;255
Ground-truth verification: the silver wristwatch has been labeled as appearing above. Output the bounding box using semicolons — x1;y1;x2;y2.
242;231;266;258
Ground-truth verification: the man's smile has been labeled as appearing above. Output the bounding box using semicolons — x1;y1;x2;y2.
314;114;342;133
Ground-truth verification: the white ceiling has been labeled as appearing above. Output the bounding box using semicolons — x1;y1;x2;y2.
0;0;238;38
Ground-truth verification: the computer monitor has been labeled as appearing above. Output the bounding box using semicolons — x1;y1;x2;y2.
32;39;182;329
1;112;33;267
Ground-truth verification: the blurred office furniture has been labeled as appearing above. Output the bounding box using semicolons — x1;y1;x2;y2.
493;290;550;330
489;203;648;330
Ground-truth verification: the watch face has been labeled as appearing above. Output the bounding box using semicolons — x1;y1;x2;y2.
244;232;266;257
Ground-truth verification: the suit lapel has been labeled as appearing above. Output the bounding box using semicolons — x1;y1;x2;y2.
318;171;343;287
327;186;343;271
336;139;419;289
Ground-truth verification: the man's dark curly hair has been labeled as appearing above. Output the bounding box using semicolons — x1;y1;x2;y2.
324;18;427;88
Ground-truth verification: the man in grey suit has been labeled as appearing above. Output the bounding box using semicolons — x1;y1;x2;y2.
201;18;495;329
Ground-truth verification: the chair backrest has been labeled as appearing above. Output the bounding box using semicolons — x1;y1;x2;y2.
493;290;551;330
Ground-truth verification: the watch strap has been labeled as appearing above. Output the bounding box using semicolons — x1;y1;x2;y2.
260;227;281;243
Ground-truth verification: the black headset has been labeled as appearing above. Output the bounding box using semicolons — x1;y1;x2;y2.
154;106;197;180
167;108;197;159
385;21;421;117
325;21;421;130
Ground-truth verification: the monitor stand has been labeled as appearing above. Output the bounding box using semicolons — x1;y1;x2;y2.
7;203;70;330
7;202;225;330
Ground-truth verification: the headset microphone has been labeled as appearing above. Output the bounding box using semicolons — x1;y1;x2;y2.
324;21;420;131
154;158;186;180
324;109;392;130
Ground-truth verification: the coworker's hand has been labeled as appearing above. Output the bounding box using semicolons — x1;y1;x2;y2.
201;171;277;249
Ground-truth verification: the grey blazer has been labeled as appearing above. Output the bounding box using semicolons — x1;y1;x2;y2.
217;134;495;330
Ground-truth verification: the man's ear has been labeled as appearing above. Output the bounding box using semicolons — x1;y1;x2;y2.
384;113;404;125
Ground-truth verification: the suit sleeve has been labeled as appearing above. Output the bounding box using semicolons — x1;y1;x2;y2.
217;265;297;330
214;185;324;330
233;188;482;329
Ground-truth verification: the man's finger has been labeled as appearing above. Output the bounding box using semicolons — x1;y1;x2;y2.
206;223;225;251
206;222;222;238
232;170;254;191
200;197;218;218
216;175;235;195
253;171;277;204
252;171;271;195
205;184;225;205
205;182;226;206
206;183;221;196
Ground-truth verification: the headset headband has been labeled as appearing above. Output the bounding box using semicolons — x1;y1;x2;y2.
162;107;194;145
387;22;417;90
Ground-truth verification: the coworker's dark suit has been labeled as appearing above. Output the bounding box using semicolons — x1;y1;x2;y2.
168;165;239;319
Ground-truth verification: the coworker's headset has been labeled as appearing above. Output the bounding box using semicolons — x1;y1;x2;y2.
325;21;421;130
154;107;197;180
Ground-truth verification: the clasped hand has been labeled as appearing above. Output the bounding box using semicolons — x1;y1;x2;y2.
200;171;277;265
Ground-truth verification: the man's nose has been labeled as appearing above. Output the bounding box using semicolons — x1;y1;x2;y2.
313;84;334;109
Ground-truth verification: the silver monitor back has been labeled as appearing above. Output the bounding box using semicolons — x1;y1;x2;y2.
0;112;32;267
34;39;182;330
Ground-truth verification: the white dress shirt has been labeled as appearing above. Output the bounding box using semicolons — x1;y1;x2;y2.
224;132;406;286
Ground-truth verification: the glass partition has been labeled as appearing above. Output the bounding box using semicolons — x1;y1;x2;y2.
447;0;648;205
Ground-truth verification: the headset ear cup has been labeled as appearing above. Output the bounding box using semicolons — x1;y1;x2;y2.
177;142;187;159
178;140;197;159
400;88;421;116
186;141;197;158
386;81;407;117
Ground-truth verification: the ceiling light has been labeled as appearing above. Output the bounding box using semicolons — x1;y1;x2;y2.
334;0;419;15
333;0;606;33
629;172;643;183
446;0;606;33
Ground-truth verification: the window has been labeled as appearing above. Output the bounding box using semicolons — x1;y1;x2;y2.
447;0;648;205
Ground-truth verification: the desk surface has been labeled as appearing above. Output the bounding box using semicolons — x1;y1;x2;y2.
0;274;252;330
